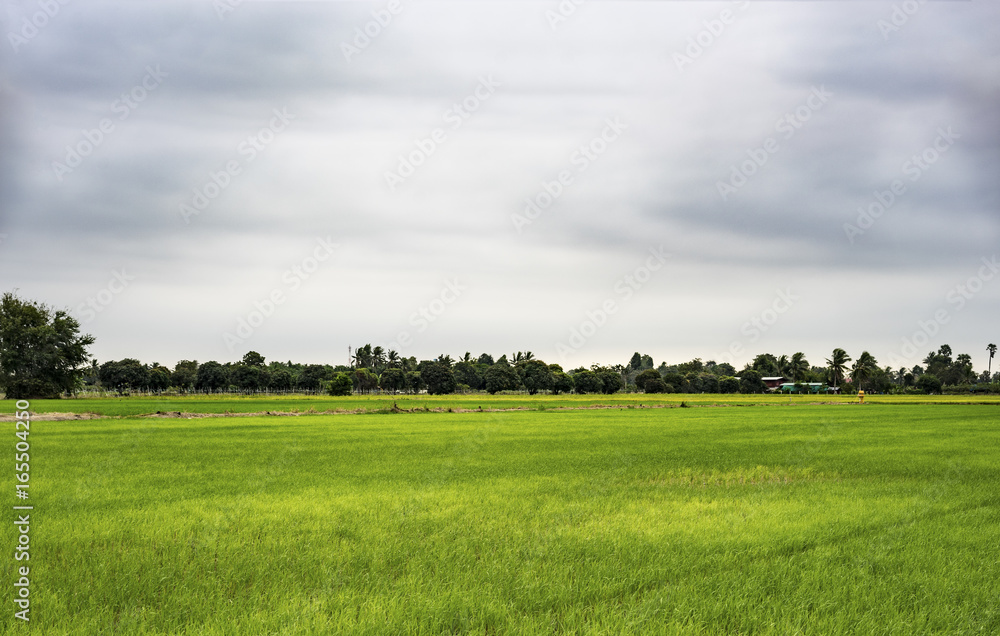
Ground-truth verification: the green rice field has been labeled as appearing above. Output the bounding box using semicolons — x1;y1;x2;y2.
2;398;999;634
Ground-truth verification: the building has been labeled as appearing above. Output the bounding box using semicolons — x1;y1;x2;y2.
778;382;833;394
762;376;788;391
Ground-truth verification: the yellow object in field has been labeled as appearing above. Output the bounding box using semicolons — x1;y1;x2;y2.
858;389;865;404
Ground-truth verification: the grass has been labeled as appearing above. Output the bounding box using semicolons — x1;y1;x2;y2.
2;403;999;634
8;391;1000;418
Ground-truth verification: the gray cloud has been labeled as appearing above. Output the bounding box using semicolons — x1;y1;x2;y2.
1;0;998;370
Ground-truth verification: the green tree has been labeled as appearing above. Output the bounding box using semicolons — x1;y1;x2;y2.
195;361;229;392
405;371;424;394
0;292;95;398
572;369;603;394
788;352;809;381
148;365;171;392
99;359;148;393
172;360;198;391
634;369;661;392
328;372;353;396
241;351;265;367
628;352;643;371
453;361;484;390
351;368;378;394
297;364;329;392
739;370;766;394
485;359;520;394
232;364;264;392
422;362;456;395
644;377;667;393
520;359;554;395
751;354;779;376
826;348;851;388
851;351;877;391
268;368;293;391
698;372;719;393
988;343;997;377
379;368;406;393
916;373;942;394
551;371;574;395
719;376;740;394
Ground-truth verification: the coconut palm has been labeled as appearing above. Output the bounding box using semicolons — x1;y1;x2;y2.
826;348;851;388
372;346;386;372
789;352;809;381
776;354;790;377
850;351;877;391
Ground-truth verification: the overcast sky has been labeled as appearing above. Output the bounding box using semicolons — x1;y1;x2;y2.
1;0;997;373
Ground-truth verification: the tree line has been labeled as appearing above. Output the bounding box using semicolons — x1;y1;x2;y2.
1;292;997;398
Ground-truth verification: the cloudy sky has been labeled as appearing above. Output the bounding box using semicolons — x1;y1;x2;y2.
1;0;997;373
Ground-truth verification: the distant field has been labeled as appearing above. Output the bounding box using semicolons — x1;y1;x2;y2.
5;392;1000;418
3;403;998;634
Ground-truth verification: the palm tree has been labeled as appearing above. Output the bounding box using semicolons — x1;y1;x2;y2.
826;348;851;388
988;343;997;377
352;344;373;369
776;354;791;378
372;346;386;372
386;349;400;368
851;351;877;391
789;352;809;382
436;354;453;367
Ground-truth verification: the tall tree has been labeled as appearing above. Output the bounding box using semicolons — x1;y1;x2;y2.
172;360;199;391
776;354;791;377
520;359;554;395
372;346;386;372
0;292;95;398
988;343;997;377
751;353;779;376
386;349;400;368
628;352;642;371
195;361;229;392
422;362;456;395
788;352;809;382
485;358;520;394
241;351;266;367
826;348;851;388
851;351;877;390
